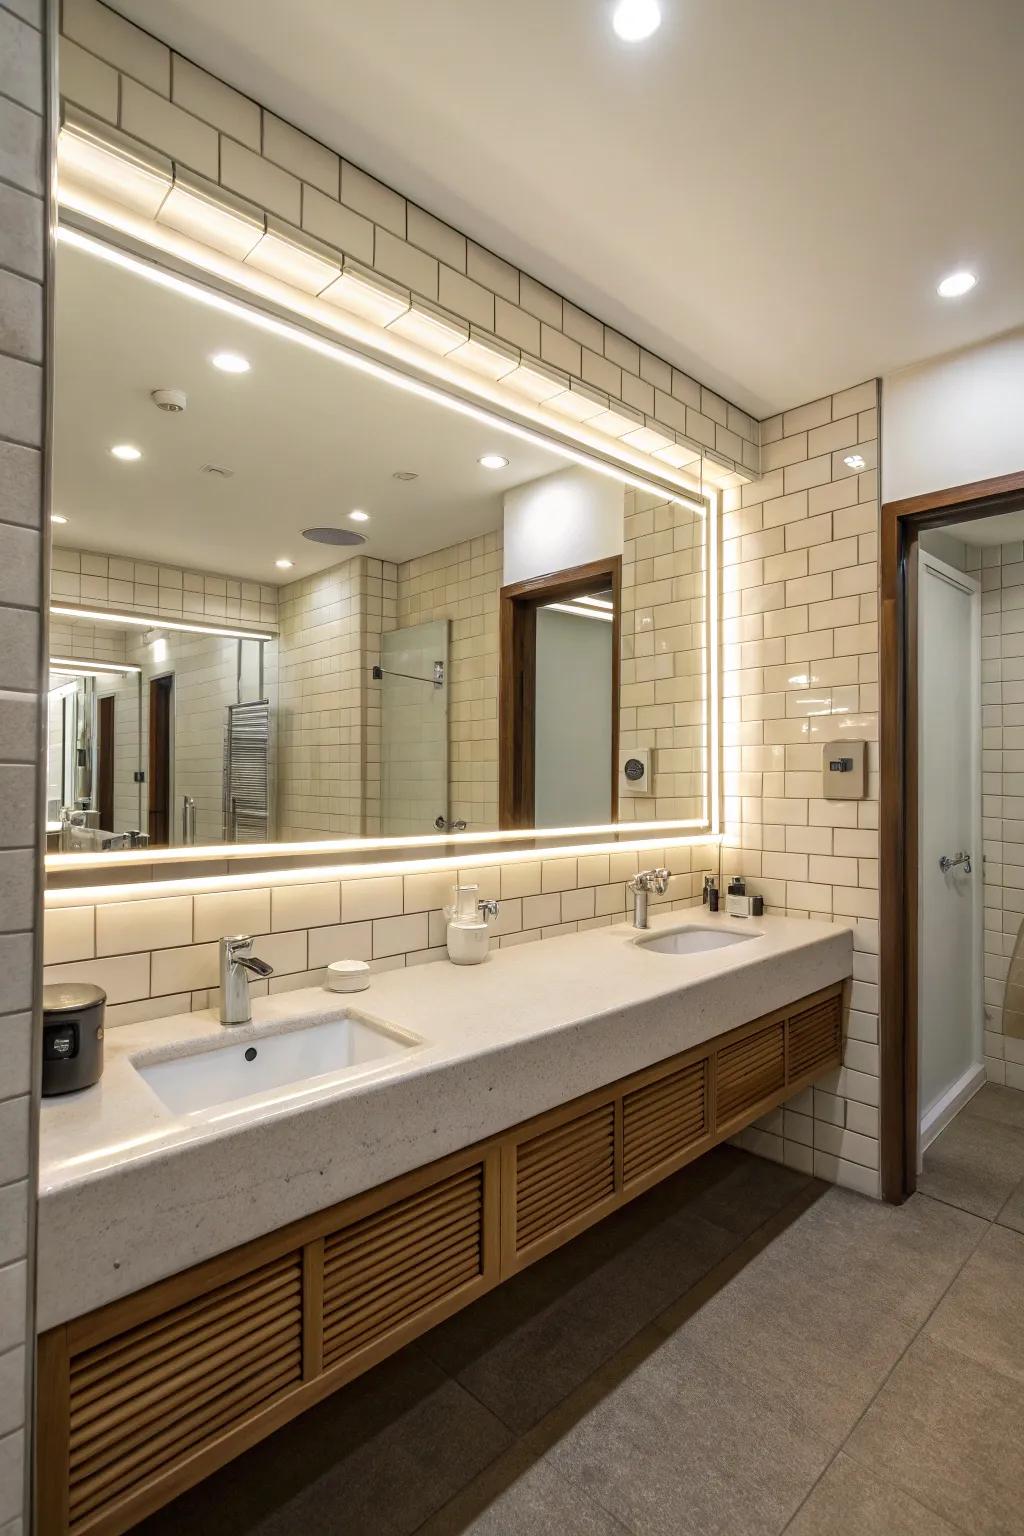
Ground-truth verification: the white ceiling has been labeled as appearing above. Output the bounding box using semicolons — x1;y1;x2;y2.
946;510;1024;548
111;0;1024;418
53;240;566;582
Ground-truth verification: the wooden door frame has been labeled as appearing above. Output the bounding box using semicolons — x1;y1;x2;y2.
499;556;622;829
147;672;173;848
880;469;1024;1202
96;692;115;832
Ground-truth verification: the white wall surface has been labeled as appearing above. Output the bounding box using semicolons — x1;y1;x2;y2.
883;329;1024;502
503;467;623;587
534;608;613;828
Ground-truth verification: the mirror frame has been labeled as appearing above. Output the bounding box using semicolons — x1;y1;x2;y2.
47;218;722;891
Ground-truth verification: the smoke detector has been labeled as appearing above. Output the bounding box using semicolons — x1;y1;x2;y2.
151;388;187;413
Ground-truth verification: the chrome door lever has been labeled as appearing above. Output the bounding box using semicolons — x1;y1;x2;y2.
939;851;972;874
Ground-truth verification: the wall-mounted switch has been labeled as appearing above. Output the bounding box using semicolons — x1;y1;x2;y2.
619;747;652;796
822;740;866;799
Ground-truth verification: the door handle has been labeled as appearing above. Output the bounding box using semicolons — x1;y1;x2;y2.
939;851;972;874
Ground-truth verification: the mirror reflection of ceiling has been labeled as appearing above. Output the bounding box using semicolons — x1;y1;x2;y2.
53;241;566;584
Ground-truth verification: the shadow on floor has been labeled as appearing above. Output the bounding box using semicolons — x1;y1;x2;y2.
130;1097;1024;1536
128;1147;823;1536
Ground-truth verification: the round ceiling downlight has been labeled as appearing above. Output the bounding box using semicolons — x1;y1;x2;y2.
612;0;661;41
937;270;977;298
301;526;367;546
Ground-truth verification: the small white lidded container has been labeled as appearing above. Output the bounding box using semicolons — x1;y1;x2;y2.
325;959;371;993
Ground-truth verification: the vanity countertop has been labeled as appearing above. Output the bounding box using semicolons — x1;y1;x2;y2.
37;909;852;1329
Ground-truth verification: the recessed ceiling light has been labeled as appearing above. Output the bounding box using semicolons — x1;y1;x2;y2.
843;454;866;471
51;513;68;525
275;558;294;569
211;351;251;373
937;270;977;299
612;0;661;42
110;444;142;461
349;509;370;522
478;454;509;470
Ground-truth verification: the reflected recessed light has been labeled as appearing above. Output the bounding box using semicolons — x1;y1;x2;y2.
937;270;977;299
110;444;142;461
51;513;68;525
843;454;866;471
275;558;294;569
212;351;250;373
478;454;509;470
349;509;370;522
612;0;661;41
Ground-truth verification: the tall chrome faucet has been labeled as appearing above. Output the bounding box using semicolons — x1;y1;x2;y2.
219;935;274;1025
628;868;670;929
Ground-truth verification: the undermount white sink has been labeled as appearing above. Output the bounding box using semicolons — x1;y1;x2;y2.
135;1013;422;1119
637;926;761;955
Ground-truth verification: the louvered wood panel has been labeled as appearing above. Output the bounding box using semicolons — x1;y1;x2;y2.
65;1251;303;1532
321;1162;485;1370
788;991;842;1081
513;1101;615;1253
622;1059;708;1186
715;1022;786;1129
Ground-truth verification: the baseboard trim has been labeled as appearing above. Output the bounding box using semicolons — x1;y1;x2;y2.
919;1060;987;1164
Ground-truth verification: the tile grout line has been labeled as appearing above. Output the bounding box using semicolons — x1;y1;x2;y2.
778;1191;994;1536
407;1176;823;1536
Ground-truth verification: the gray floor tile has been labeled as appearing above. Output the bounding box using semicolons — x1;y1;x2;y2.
416;1442;631;1535
675;1147;814;1236
421;1187;739;1433
846;1335;1024;1535
926;1223;1024;1385
537;1325;834;1536
962;1081;1024;1131
657;1187;983;1447
918;1110;1024;1218
131;1345;513;1536
997;1178;1024;1235
784;1453;961;1535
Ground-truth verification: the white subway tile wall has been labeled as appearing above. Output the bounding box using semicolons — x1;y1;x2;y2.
42;844;718;1024
723;381;881;1195
619;489;707;822
0;2;46;1525
974;539;1024;1092
56;0;761;482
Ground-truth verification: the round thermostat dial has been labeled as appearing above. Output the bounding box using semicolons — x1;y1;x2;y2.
624;758;645;782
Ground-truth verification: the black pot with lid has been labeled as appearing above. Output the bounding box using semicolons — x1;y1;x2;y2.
42;982;106;1096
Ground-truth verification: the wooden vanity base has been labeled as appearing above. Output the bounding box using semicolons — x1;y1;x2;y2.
37;981;843;1536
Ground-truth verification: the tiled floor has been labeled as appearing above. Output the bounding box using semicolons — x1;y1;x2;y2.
132;1084;1024;1536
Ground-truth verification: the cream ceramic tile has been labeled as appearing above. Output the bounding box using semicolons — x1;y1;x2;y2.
43;905;94;965
95;896;192;957
193;888;271;944
341;877;403;923
271;882;341;931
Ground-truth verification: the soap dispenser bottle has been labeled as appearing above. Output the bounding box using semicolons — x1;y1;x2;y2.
445;884;499;965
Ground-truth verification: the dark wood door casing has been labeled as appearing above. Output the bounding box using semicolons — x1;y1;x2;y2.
498;556;622;829
879;469;1024;1203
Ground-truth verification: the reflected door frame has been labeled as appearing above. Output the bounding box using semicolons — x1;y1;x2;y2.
499;556;621;829
147;672;174;847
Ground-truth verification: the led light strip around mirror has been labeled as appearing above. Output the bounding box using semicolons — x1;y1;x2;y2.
49;144;723;885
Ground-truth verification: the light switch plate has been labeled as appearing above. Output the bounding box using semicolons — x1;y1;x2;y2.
822;740;866;799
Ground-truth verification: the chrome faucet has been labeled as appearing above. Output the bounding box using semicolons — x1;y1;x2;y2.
219;935;274;1025
628;868;670;929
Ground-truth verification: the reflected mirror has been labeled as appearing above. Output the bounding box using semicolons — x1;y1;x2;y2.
48;236;711;858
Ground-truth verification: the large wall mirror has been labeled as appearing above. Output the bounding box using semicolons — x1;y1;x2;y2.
46;231;715;871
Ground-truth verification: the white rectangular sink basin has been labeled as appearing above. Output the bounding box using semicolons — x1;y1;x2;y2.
638;926;760;955
136;1013;422;1119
